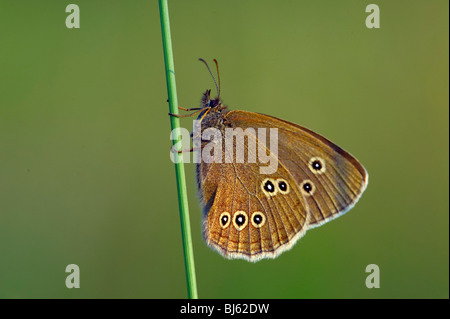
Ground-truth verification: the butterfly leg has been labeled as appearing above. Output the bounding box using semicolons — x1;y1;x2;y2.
170;145;201;154
169;111;200;118
178;106;203;111
168;107;207;118
171;133;212;154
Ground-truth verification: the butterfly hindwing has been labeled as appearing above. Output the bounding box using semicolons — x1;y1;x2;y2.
195;109;367;261
224;110;368;228
197;130;309;261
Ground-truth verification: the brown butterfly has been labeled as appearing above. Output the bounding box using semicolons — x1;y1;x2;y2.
170;59;368;262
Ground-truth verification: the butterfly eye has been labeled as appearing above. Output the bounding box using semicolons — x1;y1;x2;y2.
219;212;231;229
309;157;326;174
261;178;277;197
232;211;248;231
251;212;266;228
276;179;290;195
300;180;316;196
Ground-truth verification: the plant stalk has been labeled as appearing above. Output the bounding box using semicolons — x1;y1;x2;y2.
159;0;198;299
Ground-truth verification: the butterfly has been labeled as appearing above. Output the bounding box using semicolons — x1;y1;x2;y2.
170;59;368;262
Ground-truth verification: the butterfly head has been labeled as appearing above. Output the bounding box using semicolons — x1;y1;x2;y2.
199;58;223;108
201;89;222;108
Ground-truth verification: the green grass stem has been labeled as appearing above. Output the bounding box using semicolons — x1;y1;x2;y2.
159;0;198;299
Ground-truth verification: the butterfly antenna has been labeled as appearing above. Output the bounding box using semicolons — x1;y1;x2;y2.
213;59;221;98
199;58;219;98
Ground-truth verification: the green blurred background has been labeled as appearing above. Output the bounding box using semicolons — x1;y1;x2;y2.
0;0;448;298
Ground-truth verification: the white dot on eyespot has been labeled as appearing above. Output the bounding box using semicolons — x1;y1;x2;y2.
219;212;231;229
232;211;248;231
276;178;290;195
261;178;278;197
300;179;316;196
251;212;266;228
309;157;326;174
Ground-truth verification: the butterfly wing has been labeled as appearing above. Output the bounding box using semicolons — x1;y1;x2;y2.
224;110;368;229
197;130;309;262
197;110;368;261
